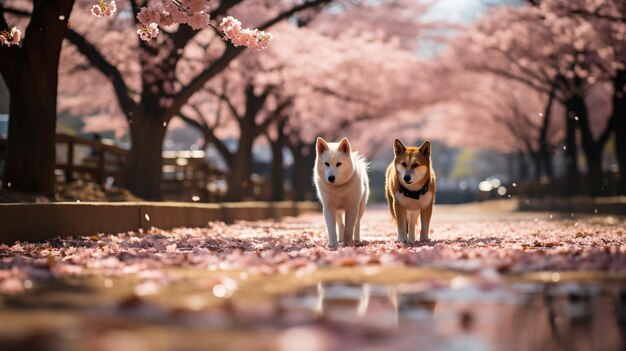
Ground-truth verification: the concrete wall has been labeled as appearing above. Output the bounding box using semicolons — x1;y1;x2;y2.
0;201;320;244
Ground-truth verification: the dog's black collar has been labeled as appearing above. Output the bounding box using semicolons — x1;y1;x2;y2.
399;180;430;200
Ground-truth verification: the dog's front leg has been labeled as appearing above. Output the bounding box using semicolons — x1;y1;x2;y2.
393;201;408;242
407;210;419;243
323;207;338;248
354;195;367;242
343;207;358;245
420;202;433;241
336;211;345;243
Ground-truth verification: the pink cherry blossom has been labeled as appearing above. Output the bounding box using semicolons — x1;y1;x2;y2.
137;7;161;26
0;27;21;47
137;23;159;41
181;0;206;13
186;11;211;30
1;207;625;295
219;16;273;50
134;0;211;39
91;0;117;18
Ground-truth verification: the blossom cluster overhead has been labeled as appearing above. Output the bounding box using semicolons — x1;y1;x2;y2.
0;27;21;47
136;0;211;33
219;16;273;51
90;0;117;18
86;0;274;48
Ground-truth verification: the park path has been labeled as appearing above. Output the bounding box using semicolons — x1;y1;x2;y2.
1;200;625;294
0;200;625;350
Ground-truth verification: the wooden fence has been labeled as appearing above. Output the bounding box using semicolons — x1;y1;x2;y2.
1;134;229;201
55;133;129;185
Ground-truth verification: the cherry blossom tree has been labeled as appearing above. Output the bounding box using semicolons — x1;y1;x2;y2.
0;1;75;194
67;0;433;201
60;0;333;200
539;0;626;193
422;69;563;183
453;4;619;195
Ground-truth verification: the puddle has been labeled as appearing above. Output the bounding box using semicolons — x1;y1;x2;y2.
276;280;625;351
0;269;624;351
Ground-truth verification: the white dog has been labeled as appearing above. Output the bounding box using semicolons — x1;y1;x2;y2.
314;137;369;247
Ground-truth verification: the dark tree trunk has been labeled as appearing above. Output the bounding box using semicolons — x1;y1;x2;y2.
3;73;57;194
572;93;610;197
541;151;554;178
224;85;272;201
506;153;516;183
225;126;255;201
0;0;75;195
517;152;529;181
538;86;555;180
531;152;542;182
269;120;287;201
612;69;626;194
585;147;604;196
563;98;582;196
289;142;315;201
127;117;167;200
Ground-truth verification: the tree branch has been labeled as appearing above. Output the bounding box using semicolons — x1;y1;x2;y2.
164;0;334;120
256;97;292;134
207;86;242;121
597;114;614;149
472;65;554;98
65;29;139;119
178;111;233;168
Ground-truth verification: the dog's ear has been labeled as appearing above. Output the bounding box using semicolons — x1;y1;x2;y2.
420;140;431;157
393;139;406;156
338;137;351;153
316;137;328;154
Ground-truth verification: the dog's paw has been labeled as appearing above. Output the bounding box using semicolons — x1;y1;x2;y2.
353;240;366;247
327;242;339;250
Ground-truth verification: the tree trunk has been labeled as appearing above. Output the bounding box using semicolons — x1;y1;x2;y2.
269;120;287;201
506;153;516;183
225;127;255;201
571;94;607;197
531;152;542;182
289;142;315;201
538;85;555;180
612;69;626;194
223;85;273;201
517;152;529;181
563;98;582;196
3;73;57;194
126;117;166;200
0;0;75;195
540;150;554;178
585;146;604;196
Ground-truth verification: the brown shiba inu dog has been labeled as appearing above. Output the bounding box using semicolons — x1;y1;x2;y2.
385;139;436;242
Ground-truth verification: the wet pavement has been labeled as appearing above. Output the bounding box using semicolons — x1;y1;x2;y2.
0;201;624;350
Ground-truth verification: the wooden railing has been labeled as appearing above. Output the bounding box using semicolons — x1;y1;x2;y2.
55;133;129;185
0;134;128;185
161;150;227;202
1;134;266;201
2;134;228;200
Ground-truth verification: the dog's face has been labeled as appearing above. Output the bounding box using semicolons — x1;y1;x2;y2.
316;137;354;185
393;139;431;186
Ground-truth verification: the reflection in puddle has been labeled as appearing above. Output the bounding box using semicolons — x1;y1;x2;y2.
279;281;625;351
1;277;625;351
